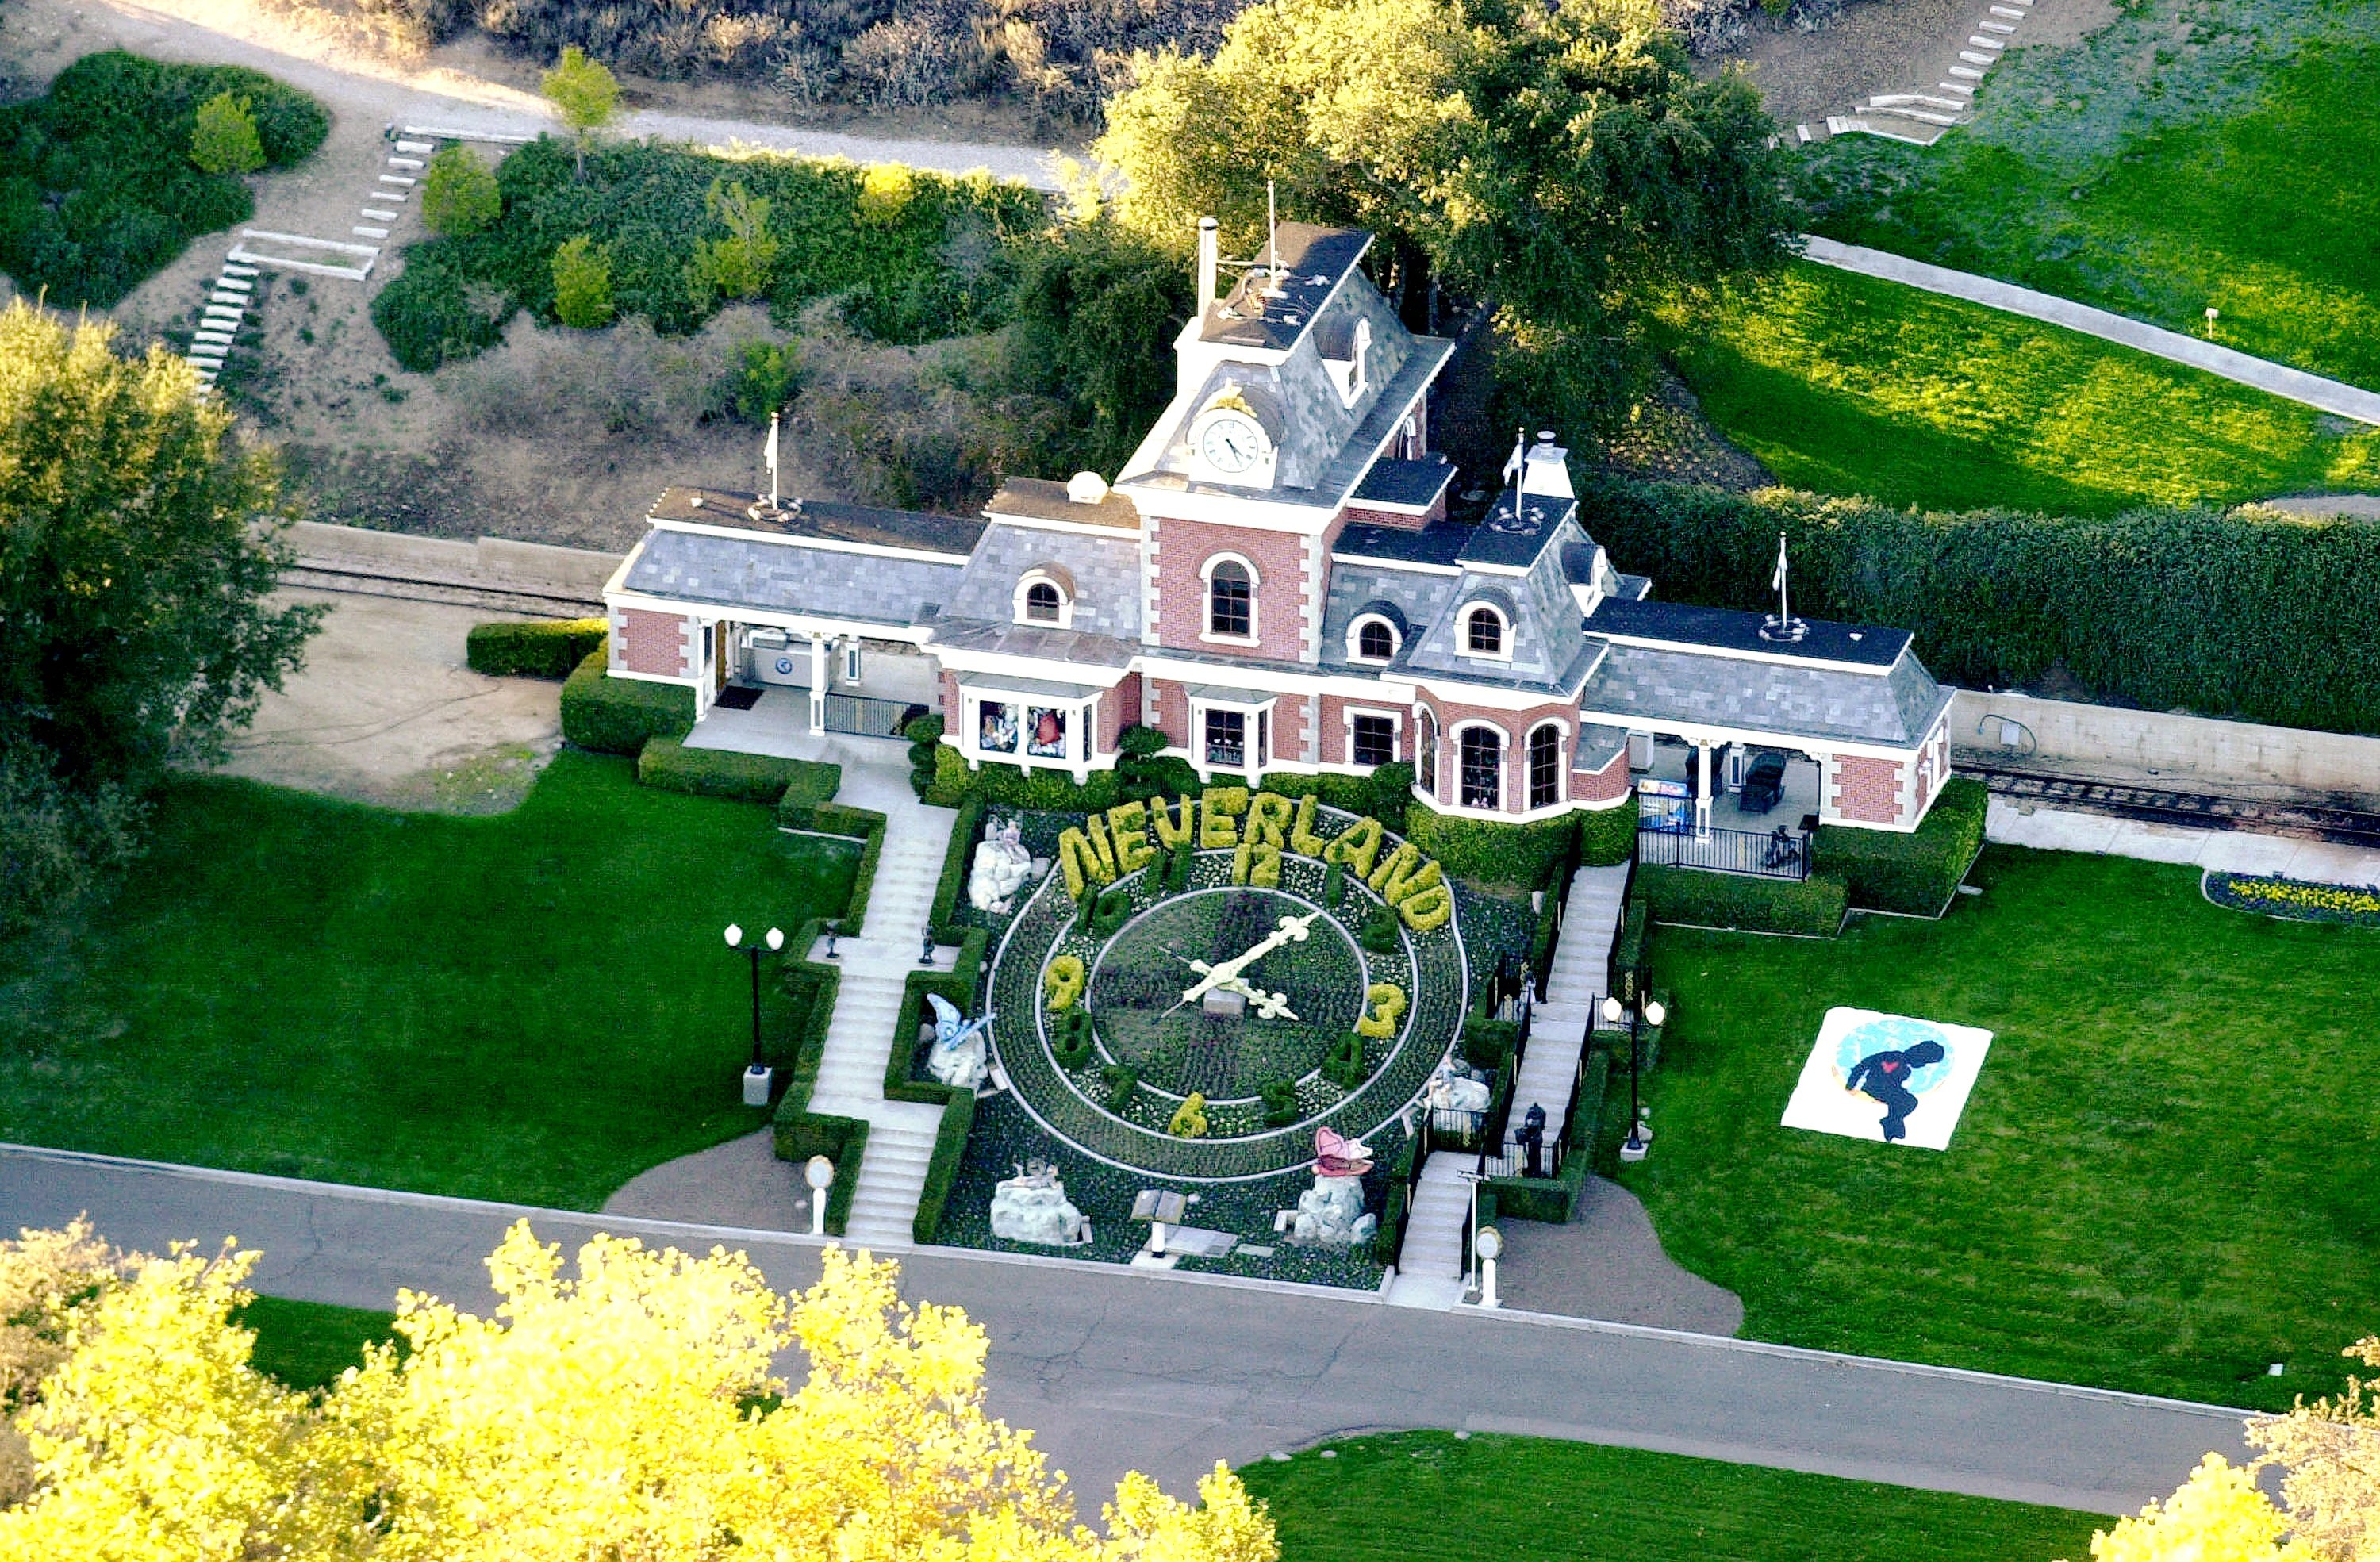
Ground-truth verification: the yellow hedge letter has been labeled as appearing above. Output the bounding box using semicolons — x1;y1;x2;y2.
1152;794;1197;848
1200;785;1247;848
1168;1092;1209;1138
1357;983;1407;1039
1232;842;1281;888
1399;882;1454;931
1243;791;1292;849
1057;827;1116;900
1106;800;1155;873
1045;954;1085;1011
1290;794;1328;858
1325;816;1383;879
1374;850;1441;908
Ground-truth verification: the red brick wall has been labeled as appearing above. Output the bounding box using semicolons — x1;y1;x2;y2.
1146;512;1307;661
1148;677;1190;749
1572;745;1630;804
1341;489;1447;533
1413;695;1575;813
940;670;962;734
1099;673;1139;754
620;608;689;677
1831;754;1905;825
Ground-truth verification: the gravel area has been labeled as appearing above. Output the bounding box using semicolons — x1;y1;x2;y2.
1695;0;1986;129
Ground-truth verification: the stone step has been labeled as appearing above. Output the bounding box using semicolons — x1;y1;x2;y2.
1938;79;1977;95
221;261;259;277
386;156;425;171
192;333;235;347
378;174;417;186
1870;91;1968;109
1967;34;2005;48
353;225;391;240
1958;50;1995;64
214;274;254;291
393;138;436;153
1864;104;1963;126
361;208;398;222
1987;4;2025;15
1948;64;1987;79
208;291;249;307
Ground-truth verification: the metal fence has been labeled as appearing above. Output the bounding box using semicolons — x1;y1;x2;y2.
820;693;919;740
1637;820;1810;880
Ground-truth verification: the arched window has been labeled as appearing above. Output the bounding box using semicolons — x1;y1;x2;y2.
1208;558;1253;639
1350;616;1398;663
1465;606;1506;658
1417;710;1439;797
1528;723;1564;809
1014;570;1073;627
1459;726;1503;811
1023;581;1062;623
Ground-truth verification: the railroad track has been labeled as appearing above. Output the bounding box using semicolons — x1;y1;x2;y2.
1964;762;2380;850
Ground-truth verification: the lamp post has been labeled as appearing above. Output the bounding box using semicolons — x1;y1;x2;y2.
1602;988;1666;1163
1475;1223;1503;1310
725;923;785;1105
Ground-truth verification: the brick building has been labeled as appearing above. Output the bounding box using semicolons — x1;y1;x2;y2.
604;220;1955;834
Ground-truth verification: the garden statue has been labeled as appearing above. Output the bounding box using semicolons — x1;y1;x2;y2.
1314;1126;1374;1179
968;816;1036;914
1519;1102;1547;1179
1424;1057;1491;1115
924;992;995;1092
1288;1166;1376;1249
989;1160;1088;1245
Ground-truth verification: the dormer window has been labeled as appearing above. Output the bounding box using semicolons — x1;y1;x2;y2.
1319;316;1372;407
1349;614;1399;664
1014;568;1074;628
1464;605;1507;659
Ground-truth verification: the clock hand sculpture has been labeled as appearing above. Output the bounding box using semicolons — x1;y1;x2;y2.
1175;910;1322;1016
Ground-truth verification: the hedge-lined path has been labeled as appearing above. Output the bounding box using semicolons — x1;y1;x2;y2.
1800;236;2380;424
0;1141;2250;1513
1515;863;1631;1146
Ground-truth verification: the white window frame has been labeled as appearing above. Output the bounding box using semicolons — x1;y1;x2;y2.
1461;603;1512;663
1346;613;1400;665
1200;552;1261;647
1344;704;1403;769
1014;570;1073;628
1452;719;1508;812
843;639;863;684
1525;720;1568;811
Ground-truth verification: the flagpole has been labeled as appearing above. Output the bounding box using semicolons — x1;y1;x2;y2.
767;411;780;509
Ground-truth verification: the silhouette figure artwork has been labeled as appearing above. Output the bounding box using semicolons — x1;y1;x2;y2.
1844;1038;1947;1142
1780;1008;1994;1151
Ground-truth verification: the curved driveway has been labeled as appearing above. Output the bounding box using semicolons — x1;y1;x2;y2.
2;1143;2244;1514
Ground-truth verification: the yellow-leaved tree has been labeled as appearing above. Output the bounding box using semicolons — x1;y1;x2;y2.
2069;1338;2380;1562
0;1222;1278;1562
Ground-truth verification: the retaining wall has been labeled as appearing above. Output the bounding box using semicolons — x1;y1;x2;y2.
1951;690;2380;801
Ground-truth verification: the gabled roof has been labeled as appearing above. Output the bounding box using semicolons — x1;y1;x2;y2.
1577;638;1951;750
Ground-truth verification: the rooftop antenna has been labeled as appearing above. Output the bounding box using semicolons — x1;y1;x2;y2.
1760;531;1808;643
1261;178;1286;299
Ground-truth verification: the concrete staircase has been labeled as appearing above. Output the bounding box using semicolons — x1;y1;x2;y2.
1510;863;1631;1146
1384;1152;1477;1308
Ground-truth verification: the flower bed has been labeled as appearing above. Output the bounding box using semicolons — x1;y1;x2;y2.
2204;871;2380;927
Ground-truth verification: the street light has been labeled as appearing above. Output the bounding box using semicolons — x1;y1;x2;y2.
1474;1223;1503;1310
1602;988;1667;1163
726;923;785;1105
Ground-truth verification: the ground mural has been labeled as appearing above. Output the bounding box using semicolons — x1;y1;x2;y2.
1780;1007;1994;1150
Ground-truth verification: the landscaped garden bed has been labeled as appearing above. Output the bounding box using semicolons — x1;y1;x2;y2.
2204;869;2380;928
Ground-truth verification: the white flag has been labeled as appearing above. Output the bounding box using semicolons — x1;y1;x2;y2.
765;413;779;475
1499;431;1526;486
1771;533;1789;592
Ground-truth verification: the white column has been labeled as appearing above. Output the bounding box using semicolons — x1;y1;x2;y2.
808;634;827;736
1695;741;1713;838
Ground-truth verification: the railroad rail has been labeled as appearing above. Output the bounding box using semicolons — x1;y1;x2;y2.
1963;762;2380;851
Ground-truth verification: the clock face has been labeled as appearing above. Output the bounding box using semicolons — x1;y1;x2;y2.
1197;413;1264;475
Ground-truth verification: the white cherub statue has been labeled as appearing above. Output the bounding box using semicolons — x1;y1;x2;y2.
925;992;995;1091
968;816;1036;914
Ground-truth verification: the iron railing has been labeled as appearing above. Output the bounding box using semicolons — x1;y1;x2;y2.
821;693;920;739
1637;819;1810;880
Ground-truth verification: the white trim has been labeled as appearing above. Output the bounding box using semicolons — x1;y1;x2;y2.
1200;551;1261;645
648;516;973;568
1460;602;1514;662
979;508;1141;539
1346;612;1402;664
1449;717;1510;812
1332;551;1463;577
1524;717;1569;810
1014;570;1074;629
606;668;700;689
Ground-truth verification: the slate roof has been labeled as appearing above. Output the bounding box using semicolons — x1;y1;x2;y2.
1587;597;1910;668
617;528;964;627
1317;562;1459;674
1334;520;1468;570
647;485;982;558
1197;224;1374;351
983;476;1141;532
1351;456;1456;512
942;521;1143;641
1577;639;1952;750
1461;490;1580;572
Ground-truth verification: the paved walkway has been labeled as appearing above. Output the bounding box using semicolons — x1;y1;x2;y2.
0;1144;2248;1514
1491;1176;1744;1334
1801;235;2380;425
1987;800;2380;888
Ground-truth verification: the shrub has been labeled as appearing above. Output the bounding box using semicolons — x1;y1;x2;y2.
1407;800;1576;888
421;144;501;236
558;650;695;754
1635;865;1848;938
1369;762;1415;832
464;617;607;678
1100;1062;1139;1111
855;163;915;225
1321;860;1345;908
1579;793;1637;866
1581;477;2380;739
1050;1007;1095;1068
371;244;509;370
732;338;799;423
770;768;849;823
1319;1032;1367;1089
771;1110;867;1234
0;743;145;939
638;736;827;804
190;91;264;175
689;178;781;301
1611;896;1649;1000
912;1090;974;1243
551;235;615;327
1257;771;1376;813
1462;1018;1519;1071
1358;904;1399;954
1813;776;1988;915
1260;1077;1299;1127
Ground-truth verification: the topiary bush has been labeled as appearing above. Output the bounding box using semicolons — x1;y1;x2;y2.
1050;1007;1095;1068
465;617;608;678
1369;762;1415;832
1100;1062;1139;1111
558;650;695;754
1261;1077;1299;1128
1812;775;1989;915
1320;1031;1368;1089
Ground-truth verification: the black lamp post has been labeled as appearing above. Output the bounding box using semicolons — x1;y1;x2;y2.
1601;986;1667;1161
724;923;785;1069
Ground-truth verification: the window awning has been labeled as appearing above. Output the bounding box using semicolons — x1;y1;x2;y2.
959;676;1103;704
1186;683;1279;712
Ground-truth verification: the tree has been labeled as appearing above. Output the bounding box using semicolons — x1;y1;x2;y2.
689;178;781;302
0;1222;1281;1562
190;89;266;175
998;221;1192;477
1092;0;1797;436
551;235;615;328
540;46;620;178
0;302;317;934
420;145;501;236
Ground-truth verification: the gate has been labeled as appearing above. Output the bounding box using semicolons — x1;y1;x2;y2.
820;693;918;739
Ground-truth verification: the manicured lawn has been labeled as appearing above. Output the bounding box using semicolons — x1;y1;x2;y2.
1666;263;2380;514
239;1295;401;1391
1238;1431;2105;1561
1798;2;2380;388
0;750;856;1210
1618;847;2380;1410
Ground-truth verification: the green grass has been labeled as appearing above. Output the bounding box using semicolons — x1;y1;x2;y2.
1618;847;2380;1410
238;1295;401;1392
1667;263;2380;514
1238;1432;2105;1561
1800;2;2380;390
0;750;857;1209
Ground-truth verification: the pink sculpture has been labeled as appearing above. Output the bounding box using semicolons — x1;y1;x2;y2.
1314;1126;1374;1180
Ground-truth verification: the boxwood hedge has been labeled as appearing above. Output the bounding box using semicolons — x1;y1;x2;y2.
559;651;695;754
466;617;608;678
1813;776;1988;915
1634;865;1849;938
637;736;829;804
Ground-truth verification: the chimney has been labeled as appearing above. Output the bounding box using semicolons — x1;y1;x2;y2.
1521;430;1576;500
1196;217;1219;313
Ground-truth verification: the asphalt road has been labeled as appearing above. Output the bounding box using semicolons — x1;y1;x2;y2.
1;1145;2246;1515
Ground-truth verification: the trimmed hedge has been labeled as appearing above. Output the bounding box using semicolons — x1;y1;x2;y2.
1461;1019;1519;1071
1612;897;1649;1000
639;737;837;804
1579;793;1638;867
770;1111;866;1236
929;793;989;939
1580;476;2380;739
917;743;1201;811
1407;800;1579;888
885;928;992;1103
1814;776;1988;915
466;618;608;678
1373;1134;1419;1266
1635;865;1849;938
770;765;846;817
559;651;695;755
914;1090;976;1244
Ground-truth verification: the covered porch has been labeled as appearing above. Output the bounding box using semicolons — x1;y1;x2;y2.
1633;735;1825;881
